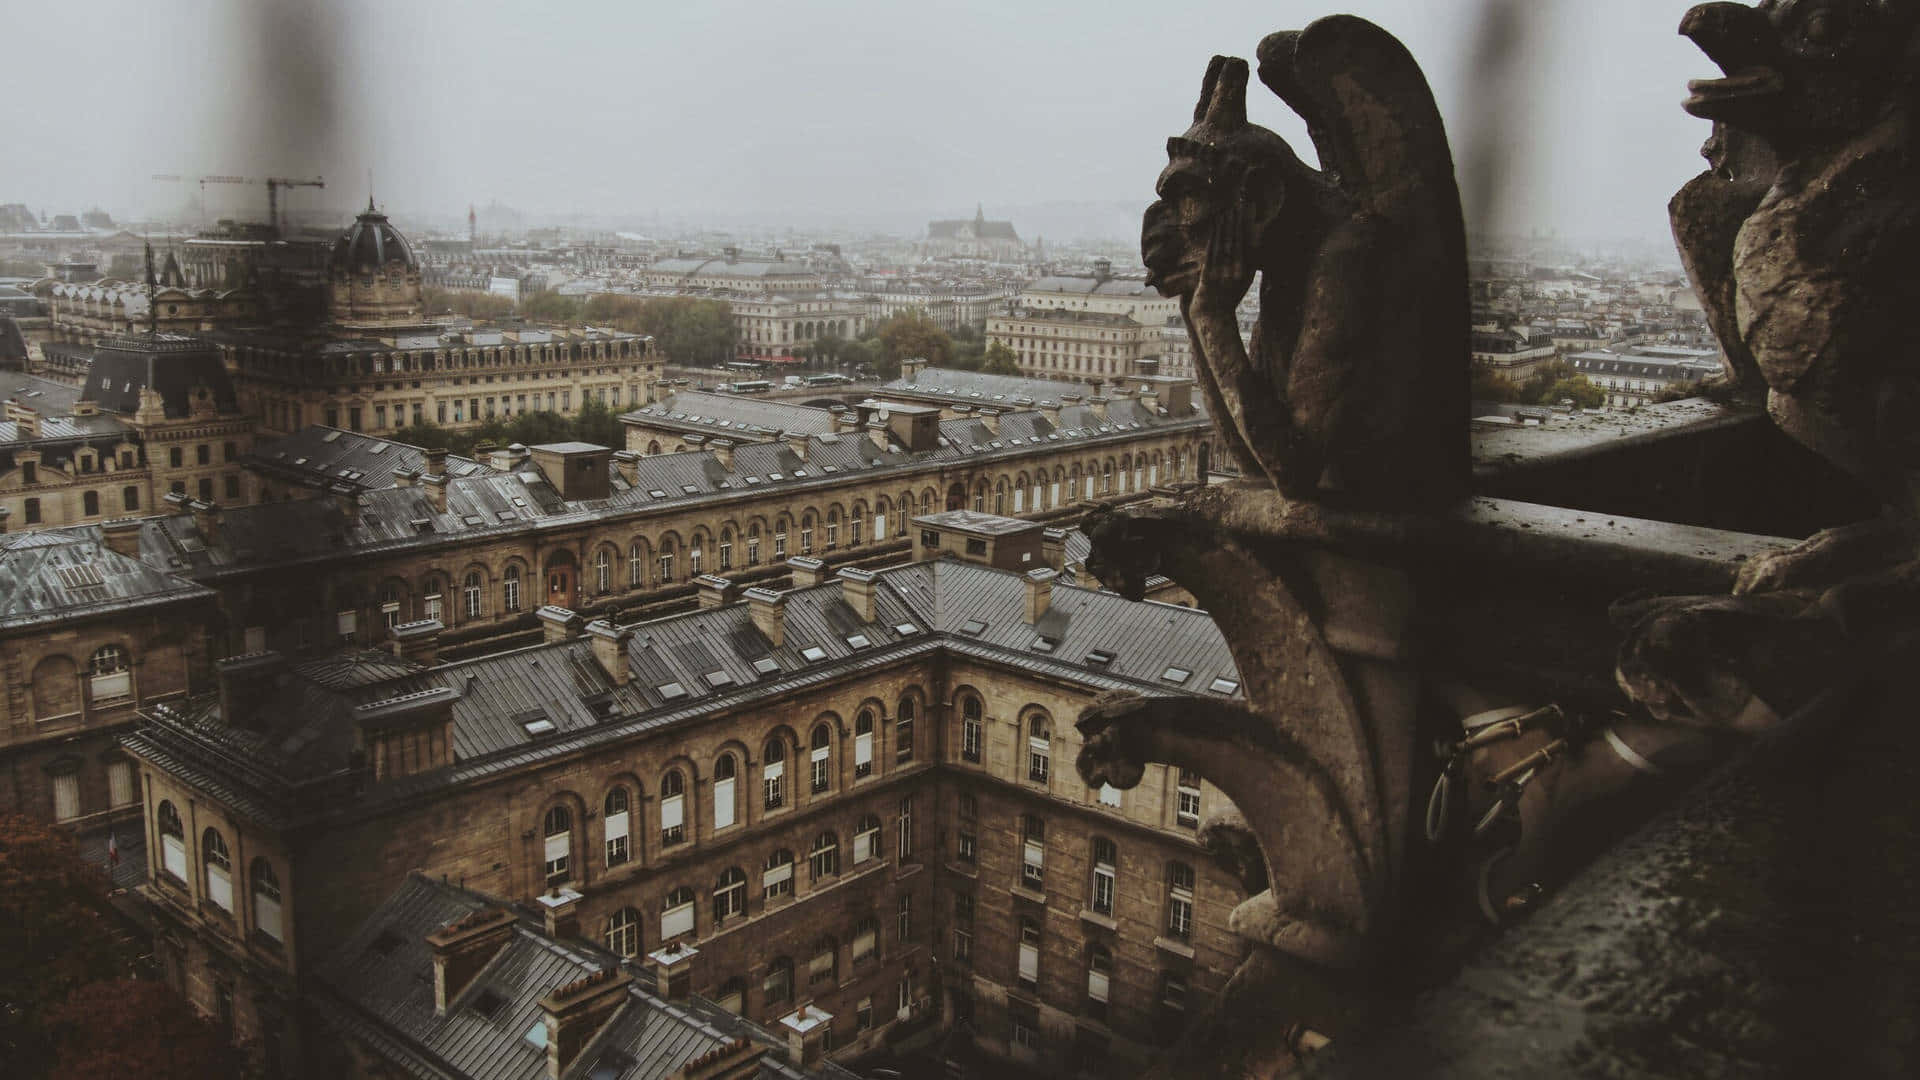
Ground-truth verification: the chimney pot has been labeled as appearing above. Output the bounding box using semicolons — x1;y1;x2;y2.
534;886;584;940
389;618;443;666
585;619;633;685
427;907;517;1017
694;574;739;609
537;606;585;644
101;517;143;558
786;556;827;589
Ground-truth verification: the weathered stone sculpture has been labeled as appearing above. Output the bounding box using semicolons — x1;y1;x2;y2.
1621;0;1920;728
1142;16;1469;507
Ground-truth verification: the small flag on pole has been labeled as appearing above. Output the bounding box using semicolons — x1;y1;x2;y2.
108;829;120;867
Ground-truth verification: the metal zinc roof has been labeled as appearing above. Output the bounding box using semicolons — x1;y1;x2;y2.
312;873;828;1080
0;529;213;629
625;391;840;437
249;427;487;491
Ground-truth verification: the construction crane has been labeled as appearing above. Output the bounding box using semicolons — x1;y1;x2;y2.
266;177;324;235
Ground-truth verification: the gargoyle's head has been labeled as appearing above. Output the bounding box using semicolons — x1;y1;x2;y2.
1681;1;1918;154
1081;504;1157;601
1075;691;1153;790
1143;55;1312;298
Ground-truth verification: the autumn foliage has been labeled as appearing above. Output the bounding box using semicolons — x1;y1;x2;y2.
43;979;246;1080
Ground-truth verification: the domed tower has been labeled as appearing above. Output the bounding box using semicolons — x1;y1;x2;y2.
328;198;424;326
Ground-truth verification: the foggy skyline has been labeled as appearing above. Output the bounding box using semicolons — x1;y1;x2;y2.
2;1;1718;245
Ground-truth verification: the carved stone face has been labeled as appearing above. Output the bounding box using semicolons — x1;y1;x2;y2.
1142;138;1215;298
1682;0;1913;151
1075;723;1149;790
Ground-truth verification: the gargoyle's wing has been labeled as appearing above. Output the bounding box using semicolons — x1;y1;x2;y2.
1256;15;1460;227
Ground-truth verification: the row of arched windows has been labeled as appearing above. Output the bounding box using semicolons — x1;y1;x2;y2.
538;696;923;888
154;801;284;944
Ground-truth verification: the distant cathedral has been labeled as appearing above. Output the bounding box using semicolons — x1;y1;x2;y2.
922;204;1025;260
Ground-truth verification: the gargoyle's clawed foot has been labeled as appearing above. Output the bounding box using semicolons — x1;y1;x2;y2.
1075;689;1155;790
1229;890;1366;970
1734;518;1920;596
1200;808;1268;895
1612;592;1840;731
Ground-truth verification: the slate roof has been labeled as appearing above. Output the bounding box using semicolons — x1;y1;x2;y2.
0;529;213;630
1567;351;1723;381
311;873;842;1080
248;427;488;492
123;557;1240;830
83;333;241;417
647;258;818;280
1024;275;1162;298
621;392;840;439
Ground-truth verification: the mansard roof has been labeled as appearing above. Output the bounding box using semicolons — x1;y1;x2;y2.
312;873;838;1080
0;528;213;630
248;427;489;493
124;557;1241;829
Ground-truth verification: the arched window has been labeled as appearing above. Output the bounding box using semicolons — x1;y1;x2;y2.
1102;460;1114;493
872;501;888;543
1167;861;1196;939
661;885;695;941
763;738;786;810
854;710;875;778
604;787;631;867
628;542;645;589
157;801;187;882
542;805;572;885
774;519;788;560
713;867;746;924
502;565;522;612
660;770;686;846
1027;713;1051;784
203;828;233;912
850;507;864;545
763;956;793;1005
825;508;841;549
853;813;882;865
800;513;815;555
747;523;762;566
807;935;839;987
719;528;734;571
763;848;795;900
1087;943;1113;1019
464;571;483;619
809;723;832;793
1090;837;1117;916
252;858;283;942
896;696;916;763
961;695;983;763
605;906;641;957
713;753;738;831
594;549;611;593
809;830;839;880
658;538;676;583
88;644;131;701
689;535;704;575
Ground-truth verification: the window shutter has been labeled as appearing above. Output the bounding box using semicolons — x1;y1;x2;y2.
603;810;629;846
854;924;876;959
1088;969;1110;1003
662;793;684;831
108;760;134;807
256;891;283;941
337;610;357;635
1029;735;1049;753
162;835;187;880
811;744;829;763
1018;942;1039;982
90;670;131;700
1024;839;1044;870
661;901;693;940
764;861;793;890
855;732;872;767
244;626;267;653
208;865;233;911
1099;784;1122;807
712;778;736;830
873;512;887;539
765;760;784;780
544;830;569;864
52;773;80;821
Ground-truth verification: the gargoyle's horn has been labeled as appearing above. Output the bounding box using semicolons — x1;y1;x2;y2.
1196;55;1249;130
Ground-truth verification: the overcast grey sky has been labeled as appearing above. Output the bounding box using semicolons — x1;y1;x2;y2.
0;1;1716;244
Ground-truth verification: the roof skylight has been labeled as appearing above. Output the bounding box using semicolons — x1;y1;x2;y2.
705;670;735;688
522;717;557;737
1160;666;1193;685
893;622;920;636
1208;677;1241;695
657;681;688;700
799;645;828;662
959;619;987;636
751;656;781;676
846;633;871;649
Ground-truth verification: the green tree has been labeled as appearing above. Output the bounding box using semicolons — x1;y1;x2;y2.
980;341;1021;376
875;312;952;380
1539;375;1605;409
1471;363;1519;403
0;815;143;1073
573;395;625;449
422;287;515;321
581;295;735;366
519;290;582;324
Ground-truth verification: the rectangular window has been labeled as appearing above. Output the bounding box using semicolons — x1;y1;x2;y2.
764;759;784;809
52;772;80;821
1168;864;1195;939
957;830;976;863
1022;839;1044;890
1177;769;1202;828
854;819;880;866
108;760;134;807
855;920;878;965
198;478;213;501
810;743;829;793
897;796;913;859
544;830;570;884
605;809;630;866
953;926;972;964
1017;940;1039;986
224;474;240;500
962;716;981;763
661;897;693;941
123;486;139;511
196;444;211;466
1092;848;1116;916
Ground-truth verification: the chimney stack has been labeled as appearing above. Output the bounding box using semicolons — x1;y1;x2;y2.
585;619;633;685
695;574;739;609
1042;528;1066;571
676;1038;768;1080
188;498;221;544
709;438;734;470
535;886;584;940
1023;567;1056;624
354;687;459;780
427;908;517;1016
538;605;584;644
978;408;1000;436
746;587;786;647
832;406;860;433
389;618;443;666
425;447;448;476
786;555;827;589
865;420;890;452
901;357;927;383
0;506;9;534
392;467;418;488
779;1005;833;1069
538;967;633;1080
101;517;143;558
1087;395;1109;423
838;567;877;621
612;450;640;486
782;431;809;462
421;473;449;514
1138;384;1160;415
216;651;286;730
647;942;699;1000
1038;399;1061;426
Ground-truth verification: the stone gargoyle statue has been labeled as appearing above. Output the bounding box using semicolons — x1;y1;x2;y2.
1619;0;1920;729
1073;16;1475;1050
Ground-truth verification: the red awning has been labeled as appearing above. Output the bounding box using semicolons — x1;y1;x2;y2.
764;355;803;366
